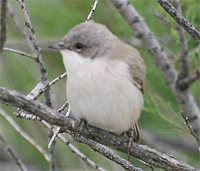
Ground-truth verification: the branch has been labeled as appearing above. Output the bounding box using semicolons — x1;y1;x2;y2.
16;0;46;80
0;134;28;171
71;133;143;171
1;107;106;171
14;73;66;120
181;110;200;147
109;0;200;145
42;121;106;171
176;68;200;90
86;0;99;23
0;86;196;171
0;108;50;162
156;0;200;44
169;0;189;80
0;87;142;171
16;0;52;107
7;2;34;52
2;47;36;59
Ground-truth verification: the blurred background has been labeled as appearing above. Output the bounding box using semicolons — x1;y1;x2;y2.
0;0;199;170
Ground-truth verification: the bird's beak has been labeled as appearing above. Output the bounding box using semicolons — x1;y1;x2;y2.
48;43;67;49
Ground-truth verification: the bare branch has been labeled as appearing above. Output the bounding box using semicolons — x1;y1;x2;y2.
16;0;46;79
33;72;67;100
14;109;42;120
7;2;34;52
176;68;200;89
16;0;52;107
0;86;197;171
156;0;200;44
12;99;105;170
14;73;67;120
169;0;189;80
48;130;56;171
42;121;106;171
57;101;68;113
2;47;36;59
86;0;99;23
109;0;200;144
0;134;28;171
181;110;200;145
0;108;50;162
48;105;70;149
0;0;7;51
71;133;143;171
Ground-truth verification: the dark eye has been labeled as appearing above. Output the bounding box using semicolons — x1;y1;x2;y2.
74;42;84;52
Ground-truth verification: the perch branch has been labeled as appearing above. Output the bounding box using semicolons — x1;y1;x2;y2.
0;86;196;171
71;133;143;171
42;121;106;171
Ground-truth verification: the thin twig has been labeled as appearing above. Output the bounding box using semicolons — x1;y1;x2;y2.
169;0;190;86
57;101;68;113
2;47;36;59
48;130;56;171
86;0;99;23
34;72;67;100
14;73;66;119
0;108;50;162
156;0;200;44
0;134;28;171
66;134;89;171
48;105;70;149
16;0;46;80
0;0;7;50
42;121;106;171
7;2;34;52
181;111;200;147
16;0;52;107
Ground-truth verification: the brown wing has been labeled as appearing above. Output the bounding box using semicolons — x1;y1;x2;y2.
114;39;146;93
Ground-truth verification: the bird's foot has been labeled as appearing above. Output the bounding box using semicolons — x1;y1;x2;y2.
77;118;89;133
124;123;141;160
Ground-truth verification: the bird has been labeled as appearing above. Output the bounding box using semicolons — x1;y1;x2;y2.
48;21;146;142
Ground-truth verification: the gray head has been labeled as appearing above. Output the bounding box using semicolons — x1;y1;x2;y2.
48;21;117;58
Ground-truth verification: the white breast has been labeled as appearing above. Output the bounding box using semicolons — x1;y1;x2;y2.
61;50;143;134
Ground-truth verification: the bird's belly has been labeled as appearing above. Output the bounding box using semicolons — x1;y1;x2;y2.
66;61;143;134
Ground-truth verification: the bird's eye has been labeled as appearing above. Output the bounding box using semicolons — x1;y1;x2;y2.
74;42;84;52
